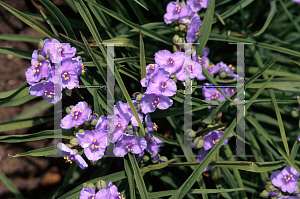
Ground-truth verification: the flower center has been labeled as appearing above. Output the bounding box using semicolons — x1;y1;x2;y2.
161;81;169;88
91;139;100;150
167;56;174;65
33;63;42;73
212;136;221;145
211;92;219;100
195;26;200;35
57;45;66;55
44;90;55;99
196;0;202;4
63;156;74;164
153;123;158;131
284;174;294;182
147;64;155;70
81;64;85;74
152;97;161;108
88;193;96;199
186;63;194;73
72;109;83;120
126;142;135;151
207;64;214;72
228;64;235;70
115;122;126;130
117;192;125;199
174;5;181;13
62;71;71;81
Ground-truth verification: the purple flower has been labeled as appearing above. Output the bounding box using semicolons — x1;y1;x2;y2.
140;64;161;87
176;60;202;81
57;142;88;169
146;68;177;97
145;114;158;132
114;134;147;157
298;135;300;142
95;114;130;142
106;181;125;199
164;2;192;24
76;130;107;161
79;187;109;199
269;190;279;197
154;50;185;74
60;58;80;89
292;0;300;4
278;197;298;199
74;56;86;75
61;101;92;129
271;166;299;193
43;39;76;63
25;50;51;85
145;133;164;154
29;80;61;103
140;93;173;114
202;83;227;101
114;101;143;127
218;62;236;77
186;14;203;43
187;0;210;11
196;148;211;172
203;130;228;150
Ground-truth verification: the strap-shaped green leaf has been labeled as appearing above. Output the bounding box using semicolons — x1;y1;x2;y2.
10;146;58;157
0;170;25;199
0;47;32;60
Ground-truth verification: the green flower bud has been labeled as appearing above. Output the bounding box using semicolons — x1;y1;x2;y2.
297;96;300;105
220;71;227;78
72;149;78;154
179;24;187;31
265;184;276;192
158;156;168;162
46;49;50;59
173;34;180;43
136;93;143;101
292;108;299;118
193;137;204;148
65;144;73;148
38;39;44;50
83;182;95;189
137;103;141;111
96;180;107;190
37;54;46;61
66;105;74;114
180;1;186;7
151;154;160;164
84;121;90;128
70;137;78;146
142;155;150;162
174;26;179;31
185;129;196;140
78;129;85;134
90;119;98;126
173;45;178;52
259;190;269;198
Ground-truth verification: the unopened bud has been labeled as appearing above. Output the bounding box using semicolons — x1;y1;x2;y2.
179;24;187;31
292;108;299;118
83;182;95;189
219;71;227;78
78;129;85;134
158;156;168;163
72;149;78;154
37;54;46;61
269;190;279;197
193;137;204;148
84;121;90;127
185;129;196;140
142;155;150;162
297;96;300;105
173;45;178;52
174;26;179;31
180;1;186;7
66;105;74;114
70;137;78;146
38;39;44;50
90;119;98;126
265;184;275;192
151;154;160;163
46;49;50;59
259;190;269;198
173;34;180;43
65;144;73;148
136;94;143;101
96;180;107;190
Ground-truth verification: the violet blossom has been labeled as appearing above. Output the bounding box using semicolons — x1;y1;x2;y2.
145;114;158;132
140;93;173;114
186;14;203;43
106;181;125;199
114;101;143;127
164;2;192;24
146;68;177;97
114;134;147;157
76;129;107;161
57;142;88;169
271;166;299;194
145;133;164;154
60;58;80;89
79;187;109;199
176;60;202;81
187;0;211;12
61;101;92;129
203;130;228;150
154;50;185;74
29;80;60;103
202;83;227;101
196;148;211;172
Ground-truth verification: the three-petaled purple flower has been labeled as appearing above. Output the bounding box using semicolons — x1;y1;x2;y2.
202;83;227;101
196;148;211;172
61;58;80;89
76;130;107;161
79;187;109;199
145;114;158;132
145;133;164;154
176;60;202;81
140;93;173;114
114;134;147;157
186;14;203;43
29;80;60;103
61;101;92;129
203;130;228;150
114;101;143;127
57;142;88;169
154;50;185;74
141;64;161;87
43;38;76;63
292;0;300;4
271;166;299;193
146;68;177;96
106;181;125;199
164;2;192;24
25;50;51;85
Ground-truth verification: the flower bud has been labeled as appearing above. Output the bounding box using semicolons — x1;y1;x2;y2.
174;26;179;31
269;190;279;197
259;190;269;198
135;94;143;101
37;54;46;61
70;137;78;146
173;34;180;44
193;137;204;148
292;108;299;118
65;144;73;148
219;70;227;78
78;129;85;134
83;182;95;189
90;118;98;126
265;184;275;192
96;180;107;190
151;154;160;163
180;1;186;7
72;149;78;154
38;39;44;50
126;125;134;135
173;45;178;52
142;155;150;162
185;129;196;140
46;49;50;59
179;24;187;31
137;103;141;110
158;156;168;163
84;121;90;128
297;96;300;105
